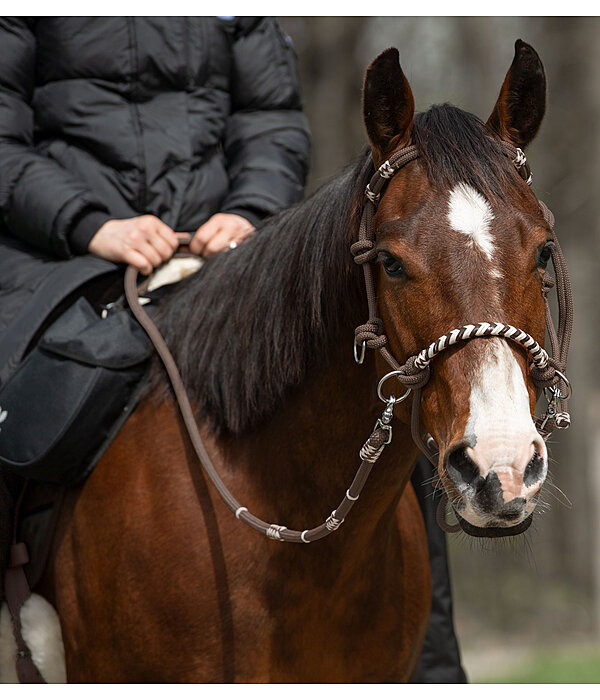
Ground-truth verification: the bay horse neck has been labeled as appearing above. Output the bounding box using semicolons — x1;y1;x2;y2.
150;151;374;437
147;149;421;536
211;340;418;544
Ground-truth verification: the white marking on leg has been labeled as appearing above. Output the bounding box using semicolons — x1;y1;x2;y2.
0;595;66;683
20;594;66;683
447;183;501;278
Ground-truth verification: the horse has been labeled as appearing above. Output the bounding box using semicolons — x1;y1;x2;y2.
27;40;556;682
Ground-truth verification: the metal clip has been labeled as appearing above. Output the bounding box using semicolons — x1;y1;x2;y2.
538;398;557;434
353;337;366;364
373;398;396;445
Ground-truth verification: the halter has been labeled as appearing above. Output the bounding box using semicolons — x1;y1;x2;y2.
125;140;573;543
351;141;573;466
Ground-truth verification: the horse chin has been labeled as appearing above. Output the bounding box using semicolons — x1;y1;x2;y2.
455;511;534;538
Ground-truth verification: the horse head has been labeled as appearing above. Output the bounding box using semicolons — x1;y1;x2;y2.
363;41;554;536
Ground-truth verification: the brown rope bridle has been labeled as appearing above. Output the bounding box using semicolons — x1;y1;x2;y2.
351;141;572;466
125;140;573;543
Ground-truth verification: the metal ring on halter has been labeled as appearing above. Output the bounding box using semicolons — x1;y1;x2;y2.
354;337;366;364
377;370;412;404
544;369;572;402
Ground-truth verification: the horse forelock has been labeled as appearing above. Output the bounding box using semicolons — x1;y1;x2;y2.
146;151;372;435
413;104;522;202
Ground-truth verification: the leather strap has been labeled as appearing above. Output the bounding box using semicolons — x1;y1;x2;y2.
125;264;397;543
4;482;46;683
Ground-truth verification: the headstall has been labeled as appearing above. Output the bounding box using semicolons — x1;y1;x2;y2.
351;141;573;467
125;139;573;543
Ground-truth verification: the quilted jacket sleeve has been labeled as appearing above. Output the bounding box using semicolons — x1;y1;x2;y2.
220;17;311;225
0;18;110;258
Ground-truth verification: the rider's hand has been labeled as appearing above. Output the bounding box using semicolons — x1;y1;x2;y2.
88;215;179;275
190;213;255;258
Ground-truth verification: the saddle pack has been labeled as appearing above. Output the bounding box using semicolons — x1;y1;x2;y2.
0;238;153;485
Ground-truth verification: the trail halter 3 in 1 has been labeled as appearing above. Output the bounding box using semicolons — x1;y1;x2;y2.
351;142;573;461
351;141;573;532
125;140;573;543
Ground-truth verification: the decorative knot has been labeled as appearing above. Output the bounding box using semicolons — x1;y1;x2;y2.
359;427;391;464
396;355;431;389
513;148;527;168
369;427;390;450
365;184;380;204
529;358;564;389
555;412;571;429
378;160;395;179
325;511;344;532
350;239;377;265
355;319;387;349
542;272;555;295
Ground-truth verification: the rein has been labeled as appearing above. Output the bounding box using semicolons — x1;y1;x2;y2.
125;140;573;543
125;265;395;543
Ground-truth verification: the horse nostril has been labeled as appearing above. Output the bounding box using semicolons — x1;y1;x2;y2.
523;449;546;486
445;446;480;488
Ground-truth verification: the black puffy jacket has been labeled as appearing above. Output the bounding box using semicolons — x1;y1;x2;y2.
0;17;310;258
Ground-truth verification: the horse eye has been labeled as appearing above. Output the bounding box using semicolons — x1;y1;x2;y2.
378;252;406;278
537;242;554;269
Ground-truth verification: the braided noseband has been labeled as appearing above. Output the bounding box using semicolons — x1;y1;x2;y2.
352;142;573;465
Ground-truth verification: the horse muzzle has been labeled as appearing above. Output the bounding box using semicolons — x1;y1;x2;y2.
440;434;547;537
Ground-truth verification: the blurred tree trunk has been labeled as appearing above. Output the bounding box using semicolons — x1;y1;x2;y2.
280;17;365;192
536;16;600;636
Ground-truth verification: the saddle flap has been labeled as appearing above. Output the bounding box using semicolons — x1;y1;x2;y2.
38;297;151;369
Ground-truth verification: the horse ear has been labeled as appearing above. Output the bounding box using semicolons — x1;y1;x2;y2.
486;39;546;148
363;48;415;166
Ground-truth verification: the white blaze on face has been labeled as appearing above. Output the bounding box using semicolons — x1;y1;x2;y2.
447;183;501;277
461;338;547;522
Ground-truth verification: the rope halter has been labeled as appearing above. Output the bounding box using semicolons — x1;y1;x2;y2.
351;141;573;463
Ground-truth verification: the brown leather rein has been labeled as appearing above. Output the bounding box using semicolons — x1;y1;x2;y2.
124;140;573;542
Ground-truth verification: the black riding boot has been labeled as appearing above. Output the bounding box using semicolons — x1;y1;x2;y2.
410;455;468;683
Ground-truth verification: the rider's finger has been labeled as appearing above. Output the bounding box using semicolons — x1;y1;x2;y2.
132;239;163;269
124;249;153;276
146;228;176;261
203;229;233;258
190;217;221;255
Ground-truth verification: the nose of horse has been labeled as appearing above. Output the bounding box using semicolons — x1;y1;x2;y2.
445;434;547;520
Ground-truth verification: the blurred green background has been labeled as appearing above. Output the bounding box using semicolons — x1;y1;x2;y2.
279;16;600;683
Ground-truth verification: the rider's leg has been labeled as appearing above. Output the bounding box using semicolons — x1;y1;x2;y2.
410;454;468;684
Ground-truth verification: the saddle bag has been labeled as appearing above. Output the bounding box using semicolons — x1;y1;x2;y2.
0;296;152;484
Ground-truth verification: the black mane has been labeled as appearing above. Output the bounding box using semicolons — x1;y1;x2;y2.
148;104;518;435
148;151;372;435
